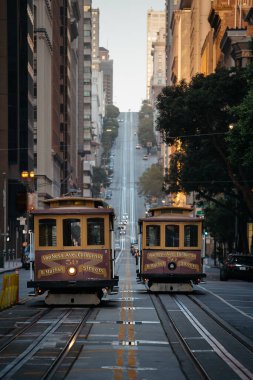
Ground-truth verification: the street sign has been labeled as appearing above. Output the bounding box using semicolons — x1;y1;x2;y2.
17;217;26;225
196;208;204;217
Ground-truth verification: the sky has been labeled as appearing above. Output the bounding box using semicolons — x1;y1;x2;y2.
92;0;165;112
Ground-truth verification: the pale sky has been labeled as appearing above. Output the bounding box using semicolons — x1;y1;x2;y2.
92;0;166;112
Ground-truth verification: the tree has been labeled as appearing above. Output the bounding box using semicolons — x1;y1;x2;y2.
156;67;253;217
138;101;156;148
101;106;120;159
204;198;237;254
138;164;164;199
105;104;120;119
92;167;108;197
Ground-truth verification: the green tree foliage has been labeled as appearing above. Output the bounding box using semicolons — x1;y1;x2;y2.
226;86;253;169
105;104;120;119
204;198;237;252
156;67;253;219
101;105;120;158
92;167;108;197
138;164;164;199
138;100;156;147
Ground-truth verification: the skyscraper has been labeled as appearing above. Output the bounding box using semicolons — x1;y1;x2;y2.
99;47;113;105
146;9;166;100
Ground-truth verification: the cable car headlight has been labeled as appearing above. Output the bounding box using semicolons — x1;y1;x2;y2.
67;266;77;276
168;262;177;271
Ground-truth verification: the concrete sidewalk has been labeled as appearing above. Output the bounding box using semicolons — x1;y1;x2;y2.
0;260;23;274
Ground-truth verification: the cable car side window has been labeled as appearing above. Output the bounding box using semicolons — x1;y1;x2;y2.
146;225;160;246
184;225;198;247
165;225;179;247
39;219;57;246
63;219;81;246
87;218;105;245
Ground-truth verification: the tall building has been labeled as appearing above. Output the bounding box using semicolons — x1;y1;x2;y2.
0;1;8;252
6;0;34;245
165;0;180;86
170;7;191;84
150;28;166;107
34;0;80;204
146;9;165;100
82;0;93;196
99;47;113;105
205;0;253;73
92;8;100;65
91;8;104;167
34;0;54;206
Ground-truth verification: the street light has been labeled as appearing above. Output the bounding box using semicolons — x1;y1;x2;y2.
2;172;7;252
21;170;35;180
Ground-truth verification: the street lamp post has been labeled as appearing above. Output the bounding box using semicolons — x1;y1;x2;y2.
2;171;7;252
21;170;36;242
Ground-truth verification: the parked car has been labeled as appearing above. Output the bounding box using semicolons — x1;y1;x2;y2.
220;254;253;281
143;155;148;160
136;144;141;149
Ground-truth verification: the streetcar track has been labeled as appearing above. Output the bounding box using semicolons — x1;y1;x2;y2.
150;293;210;380
189;294;253;353
175;296;253;380
151;292;253;380
0;307;51;352
0;307;95;379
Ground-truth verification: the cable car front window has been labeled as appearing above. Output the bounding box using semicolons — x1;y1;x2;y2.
87;218;105;245
39;219;57;246
165;225;179;247
146;225;160;246
63;219;81;246
184;225;198;247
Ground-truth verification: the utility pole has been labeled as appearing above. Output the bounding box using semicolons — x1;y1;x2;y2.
2;172;7;252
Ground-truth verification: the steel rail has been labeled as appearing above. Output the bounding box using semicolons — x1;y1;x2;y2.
0;308;73;379
175;296;253;380
0;307;51;353
41;307;95;380
150;293;210;380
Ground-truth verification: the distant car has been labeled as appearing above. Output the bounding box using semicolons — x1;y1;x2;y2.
136;144;141;149
143;155;148;160
119;227;126;235
220;254;253;281
105;190;112;200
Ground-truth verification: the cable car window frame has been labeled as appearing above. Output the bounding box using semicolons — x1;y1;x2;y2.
146;225;161;247
62;218;81;247
184;224;199;247
165;224;180;247
87;217;105;246
38;218;57;247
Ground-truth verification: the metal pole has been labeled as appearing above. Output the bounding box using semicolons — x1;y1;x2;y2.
3;172;7;253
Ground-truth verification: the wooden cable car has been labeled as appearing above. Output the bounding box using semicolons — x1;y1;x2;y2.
137;205;206;292
27;197;118;305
